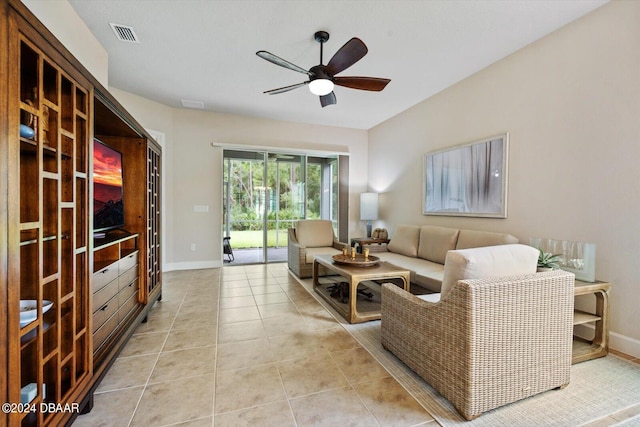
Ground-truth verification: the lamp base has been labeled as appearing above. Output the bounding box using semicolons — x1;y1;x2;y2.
366;221;372;238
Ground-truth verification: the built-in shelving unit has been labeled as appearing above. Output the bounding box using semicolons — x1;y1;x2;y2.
147;144;162;299
2;1;163;425
13;31;91;426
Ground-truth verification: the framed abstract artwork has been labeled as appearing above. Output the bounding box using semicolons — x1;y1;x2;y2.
423;133;509;218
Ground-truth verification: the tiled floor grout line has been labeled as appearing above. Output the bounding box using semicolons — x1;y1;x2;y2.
211;268;224;427
266;270;302;427
131;270;192;427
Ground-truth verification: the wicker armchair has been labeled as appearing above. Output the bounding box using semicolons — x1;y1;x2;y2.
287;220;347;278
381;269;575;420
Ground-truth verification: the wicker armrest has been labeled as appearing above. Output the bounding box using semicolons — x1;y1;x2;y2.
287;228;306;278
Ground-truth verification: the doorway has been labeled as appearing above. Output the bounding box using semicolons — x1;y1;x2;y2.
223;149;341;264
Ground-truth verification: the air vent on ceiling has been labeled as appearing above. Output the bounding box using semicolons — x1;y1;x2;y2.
110;23;140;43
181;99;205;109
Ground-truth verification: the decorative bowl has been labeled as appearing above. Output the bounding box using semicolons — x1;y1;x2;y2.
332;254;380;267
20;124;35;139
20;300;53;326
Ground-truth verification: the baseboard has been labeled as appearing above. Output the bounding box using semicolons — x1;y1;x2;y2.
574;324;640;359
163;260;223;272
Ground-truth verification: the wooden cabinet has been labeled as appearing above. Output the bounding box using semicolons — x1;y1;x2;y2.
7;13;92;425
92;234;140;358
1;1;162;425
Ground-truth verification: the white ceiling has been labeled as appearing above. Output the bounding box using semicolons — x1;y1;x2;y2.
68;0;607;130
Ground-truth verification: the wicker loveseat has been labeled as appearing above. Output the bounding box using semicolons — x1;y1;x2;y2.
381;244;575;420
287;220;348;278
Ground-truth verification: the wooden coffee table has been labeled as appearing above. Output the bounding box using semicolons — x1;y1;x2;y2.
312;254;410;324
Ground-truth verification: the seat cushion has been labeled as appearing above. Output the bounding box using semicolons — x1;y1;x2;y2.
440;244;538;298
417;293;441;303
376;252;445;292
387;225;421;257
295;220;335;248
417;225;460;264
304;247;342;264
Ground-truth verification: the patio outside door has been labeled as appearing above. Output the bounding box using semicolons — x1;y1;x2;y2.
223;149;339;264
223;151;267;264
265;153;306;262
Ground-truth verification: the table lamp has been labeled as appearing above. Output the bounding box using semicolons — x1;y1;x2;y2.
360;193;378;238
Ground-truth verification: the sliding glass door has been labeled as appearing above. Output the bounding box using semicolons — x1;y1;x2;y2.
223;149;340;264
223;151;266;264
265;153;305;262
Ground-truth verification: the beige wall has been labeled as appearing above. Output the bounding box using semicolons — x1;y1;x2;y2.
369;0;640;354
173;109;368;270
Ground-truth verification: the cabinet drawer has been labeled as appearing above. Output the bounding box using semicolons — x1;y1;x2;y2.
93;311;118;353
118;278;139;306
93;263;119;292
93;278;119;314
119;265;138;291
119;251;139;273
93;294;118;333
118;293;139;323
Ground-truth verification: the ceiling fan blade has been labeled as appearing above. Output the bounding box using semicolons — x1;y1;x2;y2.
256;51;311;76
320;92;337;108
334;76;391;91
264;81;309;95
325;38;368;75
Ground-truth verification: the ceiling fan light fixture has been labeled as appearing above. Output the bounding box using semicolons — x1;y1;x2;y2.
309;79;334;96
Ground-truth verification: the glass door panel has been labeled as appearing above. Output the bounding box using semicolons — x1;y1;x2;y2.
266;153;305;262
223;150;340;264
223;150;266;264
308;156;339;234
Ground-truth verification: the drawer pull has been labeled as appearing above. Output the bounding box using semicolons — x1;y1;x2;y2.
100;304;109;311
101;269;109;274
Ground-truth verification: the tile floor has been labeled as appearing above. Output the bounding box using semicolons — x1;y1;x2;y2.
73;263;436;427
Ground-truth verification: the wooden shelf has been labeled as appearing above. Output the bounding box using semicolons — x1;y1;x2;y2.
574;309;601;325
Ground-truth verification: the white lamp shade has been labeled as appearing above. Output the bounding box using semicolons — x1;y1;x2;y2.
360;193;379;220
309;79;334;96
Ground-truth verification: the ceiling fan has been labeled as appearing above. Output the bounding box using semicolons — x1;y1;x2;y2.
256;31;390;108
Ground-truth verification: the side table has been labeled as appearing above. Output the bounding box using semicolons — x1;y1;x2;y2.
572;280;611;364
350;237;390;253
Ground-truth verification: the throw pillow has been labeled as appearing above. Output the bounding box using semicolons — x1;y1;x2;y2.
417;225;460;264
387;225;421;257
440;244;539;298
295;220;334;248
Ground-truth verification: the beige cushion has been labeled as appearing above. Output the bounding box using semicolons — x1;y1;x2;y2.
387;225;421;257
417;225;460;264
295;220;334;247
440;244;539;299
417;293;441;303
304;247;342;264
455;229;518;249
